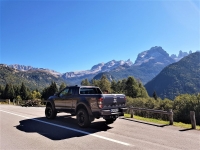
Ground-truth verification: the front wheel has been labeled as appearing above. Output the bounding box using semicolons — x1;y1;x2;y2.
45;106;57;119
76;109;91;128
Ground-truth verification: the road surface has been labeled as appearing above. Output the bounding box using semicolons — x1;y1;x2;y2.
0;105;199;150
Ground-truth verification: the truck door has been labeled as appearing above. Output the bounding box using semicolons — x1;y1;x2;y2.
54;87;69;109
65;87;73;110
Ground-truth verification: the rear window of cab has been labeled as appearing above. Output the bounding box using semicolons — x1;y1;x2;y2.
79;88;102;94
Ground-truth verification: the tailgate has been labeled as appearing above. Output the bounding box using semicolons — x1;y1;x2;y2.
102;94;126;108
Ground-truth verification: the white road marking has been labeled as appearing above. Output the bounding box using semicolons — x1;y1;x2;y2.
0;109;131;146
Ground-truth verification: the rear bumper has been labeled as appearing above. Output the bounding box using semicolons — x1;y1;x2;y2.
100;107;127;116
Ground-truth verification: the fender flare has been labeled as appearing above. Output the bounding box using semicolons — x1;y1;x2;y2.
45;100;56;111
76;102;92;115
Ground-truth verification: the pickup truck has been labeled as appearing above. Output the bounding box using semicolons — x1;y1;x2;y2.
45;85;127;128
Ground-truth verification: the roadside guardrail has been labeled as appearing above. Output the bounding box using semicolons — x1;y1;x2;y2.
128;107;174;125
0;99;10;104
128;107;197;129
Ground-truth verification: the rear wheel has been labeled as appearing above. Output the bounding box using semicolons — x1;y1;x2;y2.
105;118;116;124
45;106;57;119
76;109;91;128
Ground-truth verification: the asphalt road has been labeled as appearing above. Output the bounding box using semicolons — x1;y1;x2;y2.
0;105;199;150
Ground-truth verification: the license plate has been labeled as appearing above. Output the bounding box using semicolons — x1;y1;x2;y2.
111;109;118;113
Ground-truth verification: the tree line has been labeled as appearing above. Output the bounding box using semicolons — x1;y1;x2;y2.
0;75;148;101
0;82;66;101
81;75;200;125
81;75;149;98
0;75;199;125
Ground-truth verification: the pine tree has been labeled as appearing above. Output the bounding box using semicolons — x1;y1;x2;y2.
0;85;4;99
81;79;90;86
153;91;158;100
41;87;49;100
111;80;117;93
99;75;111;93
59;82;66;91
137;82;149;98
125;76;138;98
120;79;127;94
124;76;149;98
13;85;20;98
3;83;15;100
52;82;58;93
42;81;58;99
20;82;28;100
91;79;100;87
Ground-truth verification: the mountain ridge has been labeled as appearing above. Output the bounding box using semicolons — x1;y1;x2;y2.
0;64;66;91
145;52;200;99
5;46;195;85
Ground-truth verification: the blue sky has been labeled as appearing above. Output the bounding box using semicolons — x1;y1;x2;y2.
1;0;200;73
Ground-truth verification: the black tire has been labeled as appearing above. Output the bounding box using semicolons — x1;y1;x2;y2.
45;106;57;119
105;118;116;124
76;109;91;128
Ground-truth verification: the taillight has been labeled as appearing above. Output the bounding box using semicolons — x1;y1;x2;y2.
124;96;126;101
98;97;104;108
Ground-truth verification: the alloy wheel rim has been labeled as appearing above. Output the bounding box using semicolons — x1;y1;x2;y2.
47;108;52;117
78;112;84;125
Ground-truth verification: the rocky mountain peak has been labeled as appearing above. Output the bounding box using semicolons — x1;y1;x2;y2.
134;46;172;66
9;64;34;71
170;50;193;62
91;63;104;71
178;50;189;58
62;59;133;80
8;64;61;77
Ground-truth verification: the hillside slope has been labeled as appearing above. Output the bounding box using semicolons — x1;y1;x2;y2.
145;52;200;99
0;64;66;91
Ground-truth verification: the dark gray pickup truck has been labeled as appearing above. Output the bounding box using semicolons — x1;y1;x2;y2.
45;85;127;127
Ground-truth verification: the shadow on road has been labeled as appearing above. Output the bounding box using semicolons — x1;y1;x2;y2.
120;117;170;127
179;128;195;132
15;115;112;140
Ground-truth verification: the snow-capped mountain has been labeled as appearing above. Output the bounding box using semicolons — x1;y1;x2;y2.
7;59;133;84
8;64;34;71
134;46;175;66
106;46;194;84
62;59;133;79
8;64;62;77
6;47;194;85
133;47;193;68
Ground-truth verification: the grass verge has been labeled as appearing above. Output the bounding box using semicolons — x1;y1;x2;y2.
124;114;200;130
